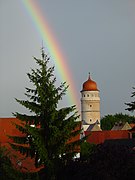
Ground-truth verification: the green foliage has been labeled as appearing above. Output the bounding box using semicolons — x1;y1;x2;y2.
10;48;83;179
80;142;96;161
101;113;135;130
125;87;135;112
0;145;21;180
0;144;39;180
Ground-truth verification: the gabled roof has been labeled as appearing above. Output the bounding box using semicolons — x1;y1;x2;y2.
111;121;131;130
86;120;102;131
129;123;135;128
82;120;89;125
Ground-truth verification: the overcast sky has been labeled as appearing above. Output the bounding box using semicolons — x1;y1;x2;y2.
0;0;135;118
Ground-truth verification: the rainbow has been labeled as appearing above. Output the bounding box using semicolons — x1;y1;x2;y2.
21;0;80;111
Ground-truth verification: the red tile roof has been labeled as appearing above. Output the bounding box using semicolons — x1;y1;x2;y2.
0;118;24;143
0;118;81;172
85;130;129;144
0;118;41;172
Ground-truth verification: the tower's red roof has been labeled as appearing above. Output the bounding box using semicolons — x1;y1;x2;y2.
82;74;98;91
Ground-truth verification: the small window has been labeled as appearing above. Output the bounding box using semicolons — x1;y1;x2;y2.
84;95;85;97
87;94;89;97
90;105;92;107
90;119;92;122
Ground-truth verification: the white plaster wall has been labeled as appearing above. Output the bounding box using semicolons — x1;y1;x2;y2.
81;90;100;125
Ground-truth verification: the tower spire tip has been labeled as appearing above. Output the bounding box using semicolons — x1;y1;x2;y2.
88;72;91;79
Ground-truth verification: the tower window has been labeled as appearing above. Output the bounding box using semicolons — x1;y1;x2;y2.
90;119;92;122
87;94;89;97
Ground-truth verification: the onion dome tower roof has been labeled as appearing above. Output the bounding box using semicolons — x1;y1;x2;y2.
82;73;98;91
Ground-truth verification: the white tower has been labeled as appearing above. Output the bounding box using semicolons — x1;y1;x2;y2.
81;73;100;131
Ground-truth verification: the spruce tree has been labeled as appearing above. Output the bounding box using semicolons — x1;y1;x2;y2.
10;48;82;179
125;87;135;112
0;145;21;180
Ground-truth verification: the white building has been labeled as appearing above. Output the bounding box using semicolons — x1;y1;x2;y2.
81;73;101;131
